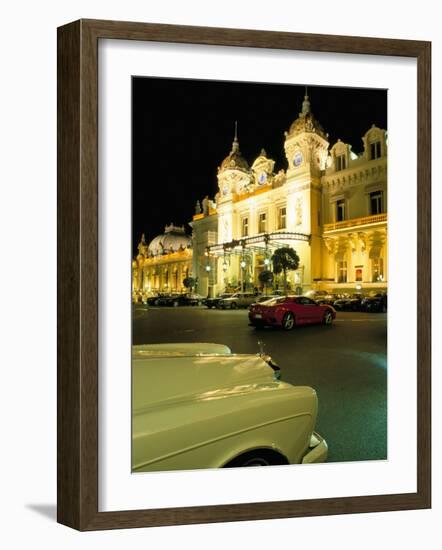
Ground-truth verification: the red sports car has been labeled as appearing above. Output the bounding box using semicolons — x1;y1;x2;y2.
249;296;336;330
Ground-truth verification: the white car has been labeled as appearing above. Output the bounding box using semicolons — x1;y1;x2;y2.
132;343;328;472
217;292;260;309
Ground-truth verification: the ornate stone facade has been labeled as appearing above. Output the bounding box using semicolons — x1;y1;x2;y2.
190;94;388;297
320;124;388;289
133;93;388;299
132;225;192;301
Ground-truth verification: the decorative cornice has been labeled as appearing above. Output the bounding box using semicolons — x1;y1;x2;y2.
140;249;193;266
323;213;387;233
322;160;387;191
232;184;272;203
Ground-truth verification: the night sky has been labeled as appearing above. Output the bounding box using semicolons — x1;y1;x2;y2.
132;77;387;255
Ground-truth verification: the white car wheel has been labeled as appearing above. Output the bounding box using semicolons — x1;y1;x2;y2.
282;312;295;331
323;311;333;325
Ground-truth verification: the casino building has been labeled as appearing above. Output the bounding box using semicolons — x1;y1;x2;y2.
132;225;192;300
133;92;387;300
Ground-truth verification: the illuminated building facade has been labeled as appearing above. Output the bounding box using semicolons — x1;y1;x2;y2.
133;92;387;299
190;93;388;297
132;225;192;300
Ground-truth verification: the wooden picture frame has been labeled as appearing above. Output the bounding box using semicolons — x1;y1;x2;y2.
57;18;431;531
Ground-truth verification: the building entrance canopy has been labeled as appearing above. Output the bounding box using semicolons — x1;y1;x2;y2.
206;231;310;256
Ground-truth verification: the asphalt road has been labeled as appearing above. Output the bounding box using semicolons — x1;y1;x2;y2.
133;305;387;464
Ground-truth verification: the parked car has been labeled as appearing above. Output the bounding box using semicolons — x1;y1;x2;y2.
132;342;328;472
249;295;336;330
181;293;206;306
146;294;161;305
332;293;364;311
154;293;182;306
303;290;328;300
206;293;234;309
360;292;387;313
151;293;205;307
218;292;260;309
315;293;338;306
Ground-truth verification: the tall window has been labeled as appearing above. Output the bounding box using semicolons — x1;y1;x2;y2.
337;261;347;283
336;199;345;222
242;216;249;237
370;141;382;159
370;191;383;215
258;212;267;233
277;206;286;229
372;258;384;282
335;154;346;171
355;268;363;282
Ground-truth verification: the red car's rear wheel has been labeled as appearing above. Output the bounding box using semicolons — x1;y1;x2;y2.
323;310;333;325
282;312;295;331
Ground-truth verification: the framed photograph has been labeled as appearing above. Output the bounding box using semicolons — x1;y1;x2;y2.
57;19;431;530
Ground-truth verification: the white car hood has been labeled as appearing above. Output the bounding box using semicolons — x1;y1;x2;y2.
132;353;279;412
132;342;232;358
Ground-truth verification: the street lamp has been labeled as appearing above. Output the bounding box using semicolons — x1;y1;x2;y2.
205;264;212;298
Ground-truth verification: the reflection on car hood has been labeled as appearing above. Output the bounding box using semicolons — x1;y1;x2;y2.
132;353;285;413
133;342;232;358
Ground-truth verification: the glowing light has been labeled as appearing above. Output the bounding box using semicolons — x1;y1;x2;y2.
264;258;270;266
205;265;211;272
355;284;362;290
240;260;246;269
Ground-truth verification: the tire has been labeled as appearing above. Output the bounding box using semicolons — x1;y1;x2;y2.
323;310;333;325
230;302;237;309
224;449;288;468
173;301;179;307
282;311;295;331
